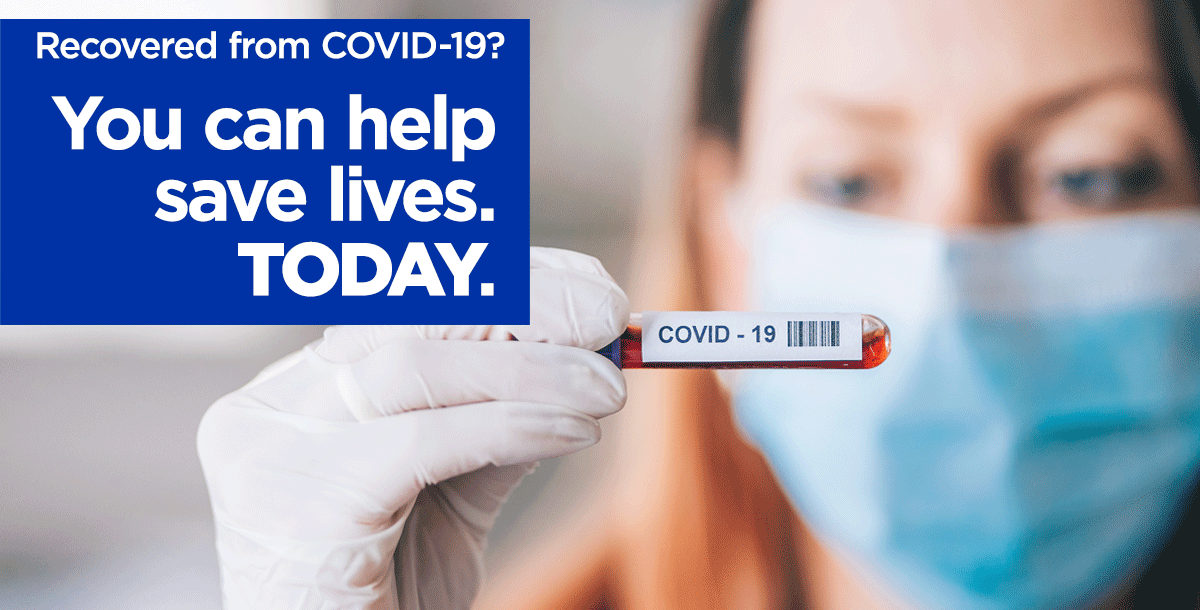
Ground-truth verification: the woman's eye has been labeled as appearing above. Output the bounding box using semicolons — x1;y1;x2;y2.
1053;157;1164;208
803;173;878;207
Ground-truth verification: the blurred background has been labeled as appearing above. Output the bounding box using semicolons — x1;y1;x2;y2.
0;0;695;607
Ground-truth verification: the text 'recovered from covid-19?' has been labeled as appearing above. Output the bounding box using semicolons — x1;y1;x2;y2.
0;20;531;324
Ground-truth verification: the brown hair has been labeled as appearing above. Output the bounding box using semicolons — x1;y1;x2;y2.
478;0;1200;608
596;0;809;605
477;0;805;606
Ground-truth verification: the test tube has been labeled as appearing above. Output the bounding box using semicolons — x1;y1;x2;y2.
597;312;890;369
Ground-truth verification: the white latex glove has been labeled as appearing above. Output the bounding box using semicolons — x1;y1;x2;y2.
197;247;629;610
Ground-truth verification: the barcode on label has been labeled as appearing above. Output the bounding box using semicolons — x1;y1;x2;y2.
787;320;840;347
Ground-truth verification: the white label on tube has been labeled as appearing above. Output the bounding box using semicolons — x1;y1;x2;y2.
639;312;862;363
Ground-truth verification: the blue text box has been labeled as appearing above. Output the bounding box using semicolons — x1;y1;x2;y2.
0;19;531;324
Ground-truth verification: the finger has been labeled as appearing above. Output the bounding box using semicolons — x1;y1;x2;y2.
348;339;626;419
530;246;614;279
314;324;508;363
238;346;362;421
244;336;627;422
198;399;597;539
513;266;629;349
316;255;628;362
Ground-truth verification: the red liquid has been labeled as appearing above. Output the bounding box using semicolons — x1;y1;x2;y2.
618;320;890;369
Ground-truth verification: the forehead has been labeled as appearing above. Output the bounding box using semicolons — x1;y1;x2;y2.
746;0;1161;117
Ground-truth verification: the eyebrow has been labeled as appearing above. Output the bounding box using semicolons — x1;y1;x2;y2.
1017;71;1159;125
796;71;1161;130
798;95;908;128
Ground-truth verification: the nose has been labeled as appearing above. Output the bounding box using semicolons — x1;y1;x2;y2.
900;135;1023;228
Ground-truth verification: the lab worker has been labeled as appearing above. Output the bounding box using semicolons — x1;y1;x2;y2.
198;0;1200;608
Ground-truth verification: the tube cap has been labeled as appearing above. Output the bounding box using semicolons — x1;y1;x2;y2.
596;337;622;369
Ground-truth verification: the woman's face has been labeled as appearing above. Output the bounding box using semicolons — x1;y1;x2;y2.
701;0;1200;309
693;3;1200;604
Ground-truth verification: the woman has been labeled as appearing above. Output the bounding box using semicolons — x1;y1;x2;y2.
198;0;1200;608
477;0;1200;607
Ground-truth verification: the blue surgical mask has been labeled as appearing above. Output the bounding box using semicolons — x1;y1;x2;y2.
731;202;1200;610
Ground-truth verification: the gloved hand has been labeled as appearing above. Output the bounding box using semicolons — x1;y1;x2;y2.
197;247;629;610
